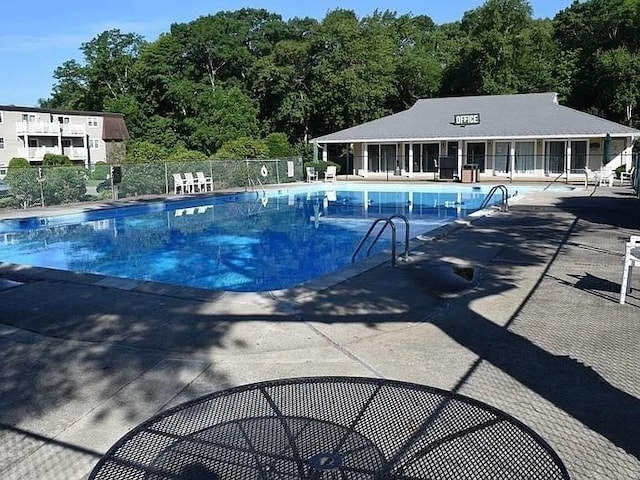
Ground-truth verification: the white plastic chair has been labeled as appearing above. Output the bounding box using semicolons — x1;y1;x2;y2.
306;167;318;183
196;171;213;192
172;173;188;195
620;167;634;186
584;167;599;187
324;165;337;183
620;235;640;304
183;172;198;193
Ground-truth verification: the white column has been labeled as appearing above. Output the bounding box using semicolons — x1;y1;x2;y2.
363;143;368;176
408;143;414;176
457;141;464;180
510;142;516;177
566;141;572;180
322;143;328;162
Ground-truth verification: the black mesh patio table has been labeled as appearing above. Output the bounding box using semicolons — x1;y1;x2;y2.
89;377;569;479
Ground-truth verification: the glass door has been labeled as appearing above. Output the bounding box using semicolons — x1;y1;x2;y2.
545;141;566;175
494;142;510;173
570;141;587;172
466;142;486;172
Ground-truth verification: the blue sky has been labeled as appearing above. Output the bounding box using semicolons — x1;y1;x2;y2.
0;0;575;107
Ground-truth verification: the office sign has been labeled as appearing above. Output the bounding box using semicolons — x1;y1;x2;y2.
453;113;480;126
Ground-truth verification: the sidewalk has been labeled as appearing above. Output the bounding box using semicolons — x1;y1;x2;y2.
0;184;638;479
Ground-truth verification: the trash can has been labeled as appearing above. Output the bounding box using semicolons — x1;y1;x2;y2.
461;163;479;183
438;156;457;180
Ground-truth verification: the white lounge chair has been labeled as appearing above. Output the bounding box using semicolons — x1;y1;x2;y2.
324;165;337;183
172;173;188;195
620;236;640;304
599;170;614;187
306;167;318;183
196;171;213;192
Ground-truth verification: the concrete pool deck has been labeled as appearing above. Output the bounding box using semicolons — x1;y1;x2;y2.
0;182;638;479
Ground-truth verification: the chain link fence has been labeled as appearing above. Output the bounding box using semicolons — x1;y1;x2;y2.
0;158;304;210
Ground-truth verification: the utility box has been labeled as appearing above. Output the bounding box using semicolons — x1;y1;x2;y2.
461;163;479;183
438;156;457;180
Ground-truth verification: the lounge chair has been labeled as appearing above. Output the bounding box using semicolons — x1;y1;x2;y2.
172;173;188;195
306;167;318;183
620;236;640;304
324;165;337;183
196;171;213;192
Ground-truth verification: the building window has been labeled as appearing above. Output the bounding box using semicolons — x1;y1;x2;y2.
0;111;3;124
89;139;100;149
22;113;36;123
87;117;99;127
0;137;4;149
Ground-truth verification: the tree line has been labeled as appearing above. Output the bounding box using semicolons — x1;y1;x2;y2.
40;0;640;161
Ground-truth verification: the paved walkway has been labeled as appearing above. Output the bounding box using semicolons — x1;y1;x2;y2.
0;183;638;479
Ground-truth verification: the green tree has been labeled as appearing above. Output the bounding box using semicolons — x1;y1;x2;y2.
184;86;260;155
126;141;168;163
309;9;396;135
167;145;209;161
215;137;269;159
248;17;318;142
391;14;443;109
264;133;296;157
442;0;558;95
554;0;640;124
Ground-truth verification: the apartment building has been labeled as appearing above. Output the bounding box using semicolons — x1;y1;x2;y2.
0;105;129;176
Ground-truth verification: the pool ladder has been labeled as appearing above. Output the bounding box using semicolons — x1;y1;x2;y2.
479;184;509;211
351;214;410;267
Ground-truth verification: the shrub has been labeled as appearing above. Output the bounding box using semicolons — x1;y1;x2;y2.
5;160;40;208
91;162;109;180
43;153;72;166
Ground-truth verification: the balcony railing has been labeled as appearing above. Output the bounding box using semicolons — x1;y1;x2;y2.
17;146;63;160
62;147;88;159
15;121;86;135
16;146;88;161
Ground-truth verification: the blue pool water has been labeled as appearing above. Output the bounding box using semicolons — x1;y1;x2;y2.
0;184;521;292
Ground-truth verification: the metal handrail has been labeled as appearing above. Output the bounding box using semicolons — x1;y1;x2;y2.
386;214;410;262
479;185;509;211
351;214;410;267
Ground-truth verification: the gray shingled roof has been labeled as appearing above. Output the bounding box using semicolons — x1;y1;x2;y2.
313;92;640;143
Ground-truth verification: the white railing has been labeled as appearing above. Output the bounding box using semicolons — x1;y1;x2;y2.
60;124;86;135
15;121;86;135
62;147;87;159
17;146;61;160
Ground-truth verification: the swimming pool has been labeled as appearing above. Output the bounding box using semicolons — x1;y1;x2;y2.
0;183;523;292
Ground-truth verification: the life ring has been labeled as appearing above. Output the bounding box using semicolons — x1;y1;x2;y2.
260;165;268;177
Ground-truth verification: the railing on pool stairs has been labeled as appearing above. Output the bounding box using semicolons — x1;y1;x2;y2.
479;185;509;211
351;214;410;267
